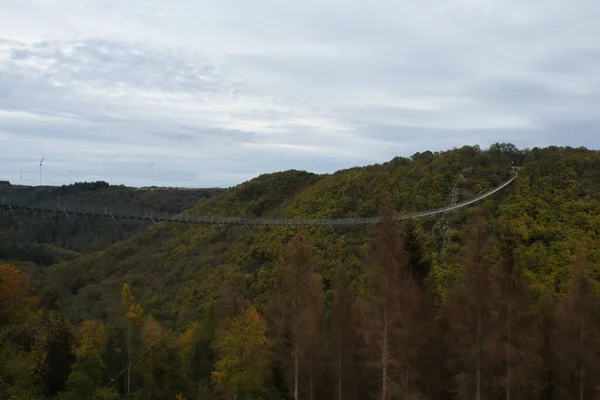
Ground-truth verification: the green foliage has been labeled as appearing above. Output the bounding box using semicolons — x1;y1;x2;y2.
61;320;118;400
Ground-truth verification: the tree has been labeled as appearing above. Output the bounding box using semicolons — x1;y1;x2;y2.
271;231;324;400
442;217;499;400
534;293;558;400
212;302;270;399
367;198;422;399
176;320;215;399
0;263;38;325
495;219;536;399
62;320;117;400
330;261;365;400
121;283;144;398
135;315;163;400
134;315;181;400
402;219;430;282
554;249;600;399
0;263;46;399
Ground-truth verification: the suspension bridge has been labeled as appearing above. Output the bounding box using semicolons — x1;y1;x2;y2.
0;174;517;226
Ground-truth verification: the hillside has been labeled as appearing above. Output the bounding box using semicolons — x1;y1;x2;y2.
0;182;225;265
3;144;600;399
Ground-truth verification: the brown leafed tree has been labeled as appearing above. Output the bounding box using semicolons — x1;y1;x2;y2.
495;219;537;400
554;249;600;400
271;231;324;400
534;292;558;400
330;261;366;400
367;197;422;400
442;216;499;400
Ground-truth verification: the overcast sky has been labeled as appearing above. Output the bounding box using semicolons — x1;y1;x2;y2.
1;0;599;187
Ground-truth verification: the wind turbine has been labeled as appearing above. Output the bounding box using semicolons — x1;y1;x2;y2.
20;169;23;185
149;152;159;186
68;169;72;184
110;164;120;186
39;155;45;186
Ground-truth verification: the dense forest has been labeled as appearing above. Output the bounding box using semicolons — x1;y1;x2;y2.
0;183;224;265
2;144;600;399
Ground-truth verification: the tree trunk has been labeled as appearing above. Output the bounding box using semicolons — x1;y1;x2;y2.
476;304;481;400
506;309;511;400
126;326;131;399
149;349;152;400
338;331;343;400
127;353;131;398
382;306;388;400
310;353;314;400
294;323;299;400
579;314;584;400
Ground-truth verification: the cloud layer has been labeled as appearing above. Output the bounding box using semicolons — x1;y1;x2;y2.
1;0;599;187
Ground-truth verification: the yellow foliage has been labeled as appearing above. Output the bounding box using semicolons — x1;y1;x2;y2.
0;263;38;324
126;303;144;324
75;320;108;359
141;314;164;345
212;303;270;395
121;283;134;304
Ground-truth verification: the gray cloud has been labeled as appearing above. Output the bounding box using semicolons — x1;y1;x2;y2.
1;0;599;187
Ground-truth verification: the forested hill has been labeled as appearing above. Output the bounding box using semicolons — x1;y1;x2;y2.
0;182;225;265
3;144;600;400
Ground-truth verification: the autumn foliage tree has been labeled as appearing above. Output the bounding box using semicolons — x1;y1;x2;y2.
0;263;46;399
134;314;182;399
61;319;117;400
212;302;270;399
0;263;38;325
